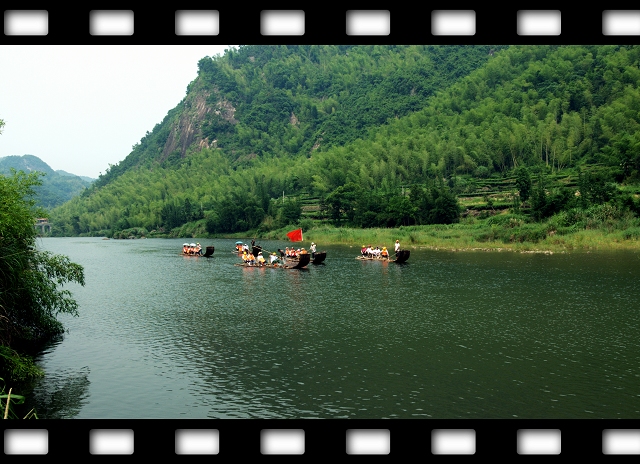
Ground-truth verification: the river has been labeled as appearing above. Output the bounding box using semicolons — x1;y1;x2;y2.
23;237;640;420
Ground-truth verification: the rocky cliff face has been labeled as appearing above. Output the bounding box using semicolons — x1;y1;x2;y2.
161;79;238;162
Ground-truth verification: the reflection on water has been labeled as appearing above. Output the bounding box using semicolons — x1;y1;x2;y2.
24;366;90;419
28;237;640;419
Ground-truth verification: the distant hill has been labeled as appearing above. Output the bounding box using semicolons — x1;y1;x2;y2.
55;169;95;184
0;155;95;210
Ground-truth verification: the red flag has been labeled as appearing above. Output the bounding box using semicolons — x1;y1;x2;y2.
286;228;303;242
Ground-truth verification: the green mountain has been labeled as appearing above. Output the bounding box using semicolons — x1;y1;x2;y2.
92;45;502;187
0;155;94;210
49;45;640;237
55;170;95;184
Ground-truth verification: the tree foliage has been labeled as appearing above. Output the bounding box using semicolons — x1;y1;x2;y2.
515;166;532;205
0;169;85;383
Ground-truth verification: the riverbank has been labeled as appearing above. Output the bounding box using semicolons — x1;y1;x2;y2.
84;215;640;254
255;222;640;254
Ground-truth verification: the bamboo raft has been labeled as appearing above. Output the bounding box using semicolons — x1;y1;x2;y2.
183;246;215;257
356;249;410;263
235;252;311;269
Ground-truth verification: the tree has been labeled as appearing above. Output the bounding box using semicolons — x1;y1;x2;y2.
577;169;616;207
324;183;362;224
429;188;461;224
530;174;547;221
278;198;302;226
530;173;574;221
515;166;532;206
0;170;85;383
386;195;415;227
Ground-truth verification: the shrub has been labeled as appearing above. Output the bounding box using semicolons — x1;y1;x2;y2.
505;224;547;243
486;214;528;227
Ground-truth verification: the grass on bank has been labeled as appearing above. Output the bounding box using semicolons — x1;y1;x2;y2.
210;222;639;256
90;204;640;254
1;379;37;419
264;211;640;254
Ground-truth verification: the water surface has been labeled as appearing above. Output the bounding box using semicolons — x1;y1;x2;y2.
27;237;640;419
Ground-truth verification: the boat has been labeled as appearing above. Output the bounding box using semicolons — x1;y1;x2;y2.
286;252;311;269
393;249;410;263
235;252;311;269
203;246;215;257
182;243;214;257
356;255;392;261
311;251;327;265
269;252;311;269
356;249;410;263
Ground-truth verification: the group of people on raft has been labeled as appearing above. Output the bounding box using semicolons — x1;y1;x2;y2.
183;243;202;255
280;246;311;259
241;249;283;266
235;243;250;253
360;240;401;259
240;243;317;266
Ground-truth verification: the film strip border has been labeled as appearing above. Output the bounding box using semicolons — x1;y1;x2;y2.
2;8;640;44
3;7;640;459
3;420;640;457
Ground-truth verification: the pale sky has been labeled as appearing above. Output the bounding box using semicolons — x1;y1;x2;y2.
0;45;236;179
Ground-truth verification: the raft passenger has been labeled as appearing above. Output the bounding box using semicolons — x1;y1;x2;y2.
381;247;389;258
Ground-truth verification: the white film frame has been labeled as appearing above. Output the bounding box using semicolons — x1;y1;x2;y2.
261;429;305;455
260;10;305;36
89;429;134;455
3;10;48;35
89;10;134;36
517;10;561;36
346;429;390;455
431;10;476;36
175;429;220;455
175;10;219;36
346;10;390;36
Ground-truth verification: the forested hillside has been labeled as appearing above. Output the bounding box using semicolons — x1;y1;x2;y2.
49;45;640;240
0;155;93;209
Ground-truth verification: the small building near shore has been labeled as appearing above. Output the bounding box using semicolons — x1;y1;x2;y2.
34;218;51;234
